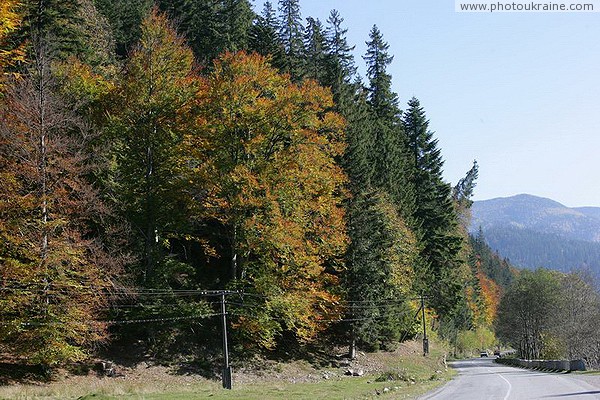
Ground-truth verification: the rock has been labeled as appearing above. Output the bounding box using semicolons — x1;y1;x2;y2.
383;387;390;393
345;369;354;376
352;369;364;377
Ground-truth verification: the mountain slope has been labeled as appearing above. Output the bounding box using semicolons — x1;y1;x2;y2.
471;194;600;243
470;194;600;272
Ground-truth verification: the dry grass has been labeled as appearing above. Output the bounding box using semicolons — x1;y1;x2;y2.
0;340;454;399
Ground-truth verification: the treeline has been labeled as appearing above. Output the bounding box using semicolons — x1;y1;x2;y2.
496;269;600;368
0;0;510;366
484;225;600;274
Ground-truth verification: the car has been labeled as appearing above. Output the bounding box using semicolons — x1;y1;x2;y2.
494;350;501;357
480;351;488;357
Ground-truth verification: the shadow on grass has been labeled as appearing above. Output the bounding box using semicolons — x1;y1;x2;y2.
0;362;52;385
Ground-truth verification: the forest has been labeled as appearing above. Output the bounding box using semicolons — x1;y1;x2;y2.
0;0;513;369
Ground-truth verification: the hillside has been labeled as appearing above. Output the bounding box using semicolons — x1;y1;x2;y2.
471;194;600;272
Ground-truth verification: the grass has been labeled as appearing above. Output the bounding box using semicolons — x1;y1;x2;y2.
0;342;455;400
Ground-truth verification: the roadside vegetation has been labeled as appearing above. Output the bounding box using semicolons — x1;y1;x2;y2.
496;269;600;368
0;340;454;399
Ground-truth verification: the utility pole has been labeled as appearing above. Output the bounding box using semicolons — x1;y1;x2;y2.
421;294;429;356
220;292;232;389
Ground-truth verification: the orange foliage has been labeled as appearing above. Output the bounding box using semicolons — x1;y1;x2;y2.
476;259;502;326
185;52;348;347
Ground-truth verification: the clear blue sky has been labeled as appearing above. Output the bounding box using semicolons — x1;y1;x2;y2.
254;0;600;207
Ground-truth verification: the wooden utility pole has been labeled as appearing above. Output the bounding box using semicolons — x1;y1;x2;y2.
421;295;429;355
220;292;232;389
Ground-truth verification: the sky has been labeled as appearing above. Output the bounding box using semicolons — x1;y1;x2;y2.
254;0;600;207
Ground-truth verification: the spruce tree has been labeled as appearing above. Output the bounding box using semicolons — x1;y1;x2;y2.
248;1;284;67
302;17;327;83
323;10;356;108
363;25;414;218
277;0;304;80
94;0;153;58
403;97;464;316
156;0;255;66
346;190;417;351
17;0;98;61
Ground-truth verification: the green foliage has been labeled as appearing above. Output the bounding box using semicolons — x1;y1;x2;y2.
454;326;496;357
302;17;327;83
103;8;197;283
496;269;562;359
469;230;514;288
156;0;255;66
403;97;465;317
277;0;304;80
248;1;284;66
346;190;418;349
17;0;107;63
94;0;152;58
322;10;356;105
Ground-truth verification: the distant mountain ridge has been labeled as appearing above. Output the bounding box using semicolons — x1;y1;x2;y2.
470;194;600;273
471;194;600;243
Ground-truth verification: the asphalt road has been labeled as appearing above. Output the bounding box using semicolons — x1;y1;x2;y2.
419;358;600;400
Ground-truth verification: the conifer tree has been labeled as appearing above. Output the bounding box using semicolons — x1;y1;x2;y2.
403;96;464;316
16;0;90;60
323;10;356;108
277;0;304;80
346;190;418;351
94;0;153;58
155;0;255;66
248;1;284;66
302;17;327;83
363;25;414;218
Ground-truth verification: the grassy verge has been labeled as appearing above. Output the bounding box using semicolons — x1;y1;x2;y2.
0;342;455;400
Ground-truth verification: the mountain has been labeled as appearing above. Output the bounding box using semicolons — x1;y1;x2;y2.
470;194;600;273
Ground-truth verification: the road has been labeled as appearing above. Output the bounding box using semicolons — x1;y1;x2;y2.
419;358;600;400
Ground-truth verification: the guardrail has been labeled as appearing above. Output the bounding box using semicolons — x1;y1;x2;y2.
495;357;586;371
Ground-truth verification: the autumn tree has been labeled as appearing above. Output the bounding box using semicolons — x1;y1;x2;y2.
0;45;119;365
104;8;197;284
183;52;348;348
0;0;25;89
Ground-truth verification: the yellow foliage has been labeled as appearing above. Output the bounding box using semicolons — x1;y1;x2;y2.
185;52;348;347
0;0;24;89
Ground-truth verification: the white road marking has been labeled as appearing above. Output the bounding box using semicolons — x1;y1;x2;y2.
497;373;512;400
